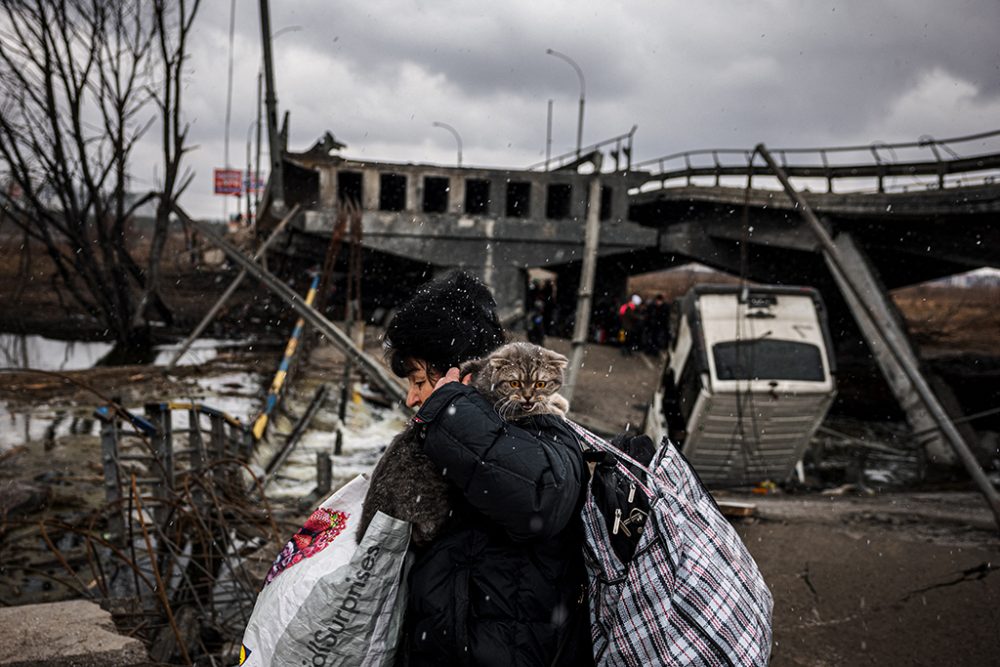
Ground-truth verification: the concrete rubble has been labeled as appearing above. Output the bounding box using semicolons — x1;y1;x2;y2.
0;600;148;667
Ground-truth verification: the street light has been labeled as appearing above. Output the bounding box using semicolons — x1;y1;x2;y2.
245;119;258;227
432;121;463;167
545;48;585;157
272;25;303;40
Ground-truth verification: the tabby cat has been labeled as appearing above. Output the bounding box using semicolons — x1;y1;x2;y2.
357;342;569;546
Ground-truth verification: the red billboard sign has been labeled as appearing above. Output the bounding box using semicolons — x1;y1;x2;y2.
214;168;242;195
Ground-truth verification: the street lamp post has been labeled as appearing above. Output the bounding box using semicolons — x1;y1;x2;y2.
432;121;463;167
245;120;257;227
545;48;585;157
545;99;553;170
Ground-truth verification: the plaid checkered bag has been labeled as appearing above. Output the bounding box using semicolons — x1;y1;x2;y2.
566;421;773;667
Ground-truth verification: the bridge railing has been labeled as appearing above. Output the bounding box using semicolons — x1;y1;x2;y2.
528;126;638;172
633;128;1000;194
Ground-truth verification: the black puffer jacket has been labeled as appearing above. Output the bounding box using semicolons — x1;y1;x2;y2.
399;383;593;667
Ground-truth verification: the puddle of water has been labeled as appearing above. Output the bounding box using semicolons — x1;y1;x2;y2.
191;371;264;420
0;330;404;491
0;400;101;450
0;333;254;372
263;399;408;500
0;333;113;371
153;338;252;367
0;370;265;452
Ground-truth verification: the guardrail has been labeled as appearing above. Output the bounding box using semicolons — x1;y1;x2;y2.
529;126;638;172
634;129;1000;194
96;401;252;538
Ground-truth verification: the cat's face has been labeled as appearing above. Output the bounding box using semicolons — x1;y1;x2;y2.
477;342;567;419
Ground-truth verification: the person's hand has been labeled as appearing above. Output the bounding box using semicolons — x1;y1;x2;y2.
431;367;473;393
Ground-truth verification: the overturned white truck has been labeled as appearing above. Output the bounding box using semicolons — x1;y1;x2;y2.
645;285;837;486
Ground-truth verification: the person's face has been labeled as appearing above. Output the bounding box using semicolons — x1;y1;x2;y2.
404;360;440;409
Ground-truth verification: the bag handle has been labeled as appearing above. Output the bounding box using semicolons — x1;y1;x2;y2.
566;420;663;500
566;420;658;476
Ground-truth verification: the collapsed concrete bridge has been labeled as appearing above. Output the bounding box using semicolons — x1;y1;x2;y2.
265;130;998;313
257;129;1000;465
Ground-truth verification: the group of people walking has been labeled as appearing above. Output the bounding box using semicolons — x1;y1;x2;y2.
524;278;672;355
614;292;671;356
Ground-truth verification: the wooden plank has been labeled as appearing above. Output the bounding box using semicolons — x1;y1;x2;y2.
716;500;757;518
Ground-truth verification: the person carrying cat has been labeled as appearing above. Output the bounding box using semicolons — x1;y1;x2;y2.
380;270;593;667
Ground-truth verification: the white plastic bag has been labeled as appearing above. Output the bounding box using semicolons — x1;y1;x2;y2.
239;474;411;666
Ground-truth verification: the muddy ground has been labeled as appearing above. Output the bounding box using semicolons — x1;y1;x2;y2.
736;493;1000;666
1;230;999;664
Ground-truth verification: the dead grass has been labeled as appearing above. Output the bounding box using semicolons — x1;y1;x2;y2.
628;267;999;358
891;283;1000;356
0;227;265;337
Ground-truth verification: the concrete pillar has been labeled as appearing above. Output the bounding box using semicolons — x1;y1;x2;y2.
529;180;545;220
830;233;954;464
488;178;502;217
362;168;379;210
406;172;419;213
486;264;525;324
450;175;465;215
318;166;337;210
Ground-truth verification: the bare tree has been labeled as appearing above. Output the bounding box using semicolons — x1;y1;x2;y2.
132;0;200;331
0;0;199;352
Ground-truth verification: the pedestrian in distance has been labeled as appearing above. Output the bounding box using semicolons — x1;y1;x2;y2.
526;298;547;345
618;293;642;356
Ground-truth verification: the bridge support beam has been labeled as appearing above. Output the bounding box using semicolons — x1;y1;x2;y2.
475;263;525;325
826;233;951;464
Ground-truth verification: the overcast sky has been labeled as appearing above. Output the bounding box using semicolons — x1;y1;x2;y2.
140;0;1000;218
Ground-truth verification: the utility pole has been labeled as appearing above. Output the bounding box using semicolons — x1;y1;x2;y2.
259;0;285;215
563;155;602;404
254;71;263;228
245;121;254;226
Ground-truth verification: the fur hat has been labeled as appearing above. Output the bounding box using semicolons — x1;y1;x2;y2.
384;270;506;377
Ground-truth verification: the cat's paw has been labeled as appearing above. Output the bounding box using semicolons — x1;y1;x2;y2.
550;393;570;417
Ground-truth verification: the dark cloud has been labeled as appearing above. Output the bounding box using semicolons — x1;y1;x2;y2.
143;0;1000;217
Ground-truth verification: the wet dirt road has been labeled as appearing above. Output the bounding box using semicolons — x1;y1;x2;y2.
734;494;1000;666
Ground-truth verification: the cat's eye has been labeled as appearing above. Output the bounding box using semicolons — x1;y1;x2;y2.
509;380;521;388
534;381;546;389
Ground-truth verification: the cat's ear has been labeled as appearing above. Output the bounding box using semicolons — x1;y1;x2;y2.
545;349;569;369
488;356;508;370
